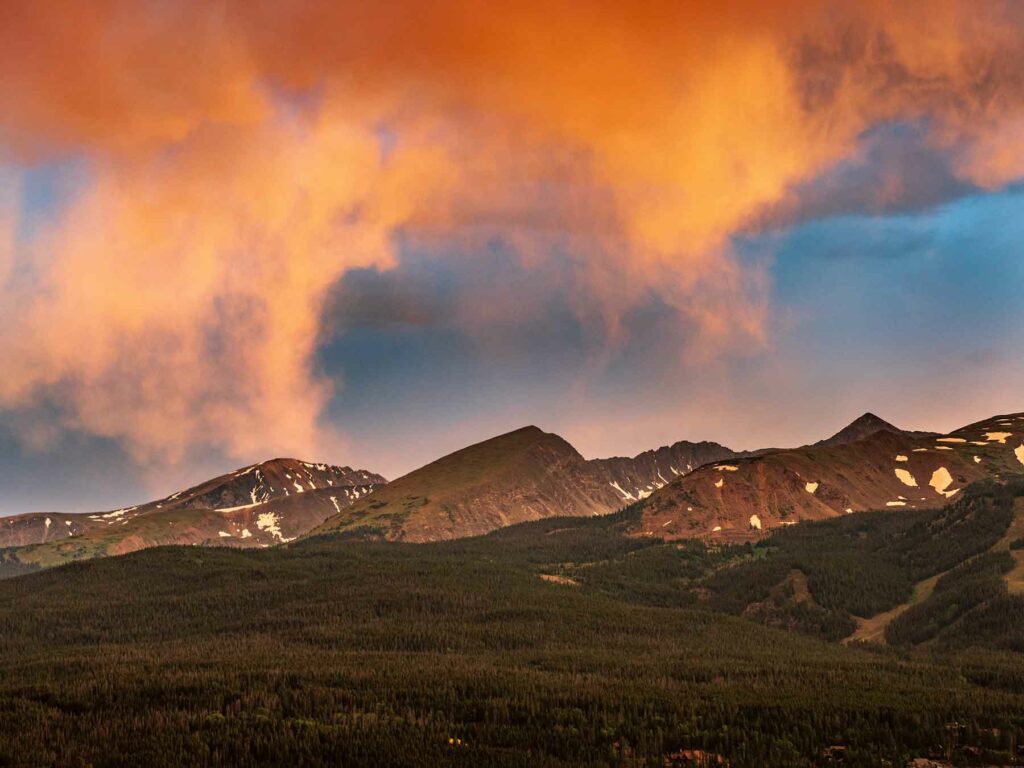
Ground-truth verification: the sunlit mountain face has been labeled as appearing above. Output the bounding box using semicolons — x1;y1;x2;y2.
1;1;1023;514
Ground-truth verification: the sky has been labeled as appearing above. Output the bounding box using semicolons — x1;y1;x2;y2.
1;1;1024;515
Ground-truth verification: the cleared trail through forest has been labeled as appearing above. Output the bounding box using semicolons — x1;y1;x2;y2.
847;496;1024;644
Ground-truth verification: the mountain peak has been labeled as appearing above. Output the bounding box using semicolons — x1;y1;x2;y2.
813;412;903;448
508;425;546;436
853;411;888;424
848;412;898;430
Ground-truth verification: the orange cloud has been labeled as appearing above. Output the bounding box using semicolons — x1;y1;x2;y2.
1;1;1023;466
0;171;15;288
0;111;453;462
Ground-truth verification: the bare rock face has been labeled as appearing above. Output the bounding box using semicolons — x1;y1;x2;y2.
590;440;752;504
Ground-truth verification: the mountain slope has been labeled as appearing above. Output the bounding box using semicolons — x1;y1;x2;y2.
0;459;384;575
638;412;1024;541
699;478;1024;648
310;426;623;541
309;426;751;542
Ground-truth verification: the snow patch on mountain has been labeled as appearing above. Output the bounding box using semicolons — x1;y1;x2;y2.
929;467;958;498
256;512;294;542
894;468;918;487
609;481;636;501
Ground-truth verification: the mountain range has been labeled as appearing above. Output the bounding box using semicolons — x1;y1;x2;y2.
2;410;1022;577
3;451;1024;766
639;411;1024;541
3;406;1024;766
310;425;746;542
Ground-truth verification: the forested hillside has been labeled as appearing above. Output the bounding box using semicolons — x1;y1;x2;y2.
3;479;1024;766
699;479;1024;643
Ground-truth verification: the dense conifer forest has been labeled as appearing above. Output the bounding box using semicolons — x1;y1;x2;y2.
2;480;1024;766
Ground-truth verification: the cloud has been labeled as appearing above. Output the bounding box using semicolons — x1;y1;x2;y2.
0;114;452;463
0;1;265;157
2;1;1024;468
748;121;979;229
0;171;15;287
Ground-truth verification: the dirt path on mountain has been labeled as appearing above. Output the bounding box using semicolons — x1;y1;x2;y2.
844;571;945;645
995;498;1024;594
847;498;1024;644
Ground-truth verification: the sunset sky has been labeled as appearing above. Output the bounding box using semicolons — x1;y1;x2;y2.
2;1;1024;515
